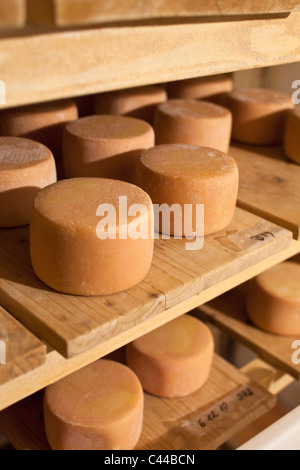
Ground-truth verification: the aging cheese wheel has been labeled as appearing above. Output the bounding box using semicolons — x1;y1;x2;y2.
30;177;154;296
154;99;232;153
167;74;233;102
126;315;214;398
95;85;167;123
247;262;300;336
0;137;57;227
63;115;155;182
137;144;239;237
0;100;78;160
226;88;294;145
44;360;144;450
284;108;300;164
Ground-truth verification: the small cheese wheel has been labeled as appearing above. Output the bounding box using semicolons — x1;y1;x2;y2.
167;74;233;102
126;315;214;398
226;88;294;145
284;108;300;164
44;360;144;450
63;115;155;182
0;137;57;228
247;262;300;336
138;144;239;237
154;99;232;153
0;100;78;160
30;177;154;296
95;85;167;123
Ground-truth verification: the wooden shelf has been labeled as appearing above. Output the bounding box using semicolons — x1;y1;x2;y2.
0;355;277;450
0;306;46;386
1;12;300;107
232;144;300;240
196;284;300;380
0;208;293;360
26;0;300;27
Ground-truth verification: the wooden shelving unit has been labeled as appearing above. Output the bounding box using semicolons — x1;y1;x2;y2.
0;2;300;451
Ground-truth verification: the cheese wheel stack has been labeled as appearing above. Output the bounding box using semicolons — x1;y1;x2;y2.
30;178;154;296
138;144;239;237
44;360;144;450
0;100;78;160
247;262;300;336
63;115;154;182
284;107;300;164
95;85;167;123
167;74;233;104
0;137;57;227
226;88;294;145
126;315;214;398
154;99;232;153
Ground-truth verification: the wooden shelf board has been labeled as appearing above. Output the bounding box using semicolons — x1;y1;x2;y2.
196;284;300;380
0;208;292;360
0;1;26;30
0;306;46;386
231;143;300;240
26;0;300;27
0;354;276;450
0;237;298;412
2;12;300;107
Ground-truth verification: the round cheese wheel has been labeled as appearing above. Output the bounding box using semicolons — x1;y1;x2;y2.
247;262;300;336
0;137;57;228
95;85;167;123
44;360;144;450
284;108;300;164
126;315;214;398
154;99;232;153
167;74;233;102
63;115;155;182
30;177;154;296
137;144;239;237
226;88;294;145
0;100;78;160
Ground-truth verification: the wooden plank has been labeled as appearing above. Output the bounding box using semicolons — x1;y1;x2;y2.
2;12;300;107
196;284;300;380
0;305;46;385
0;355;276;450
0;208;292;359
0;1;26;30
231;144;300;240
26;0;300;26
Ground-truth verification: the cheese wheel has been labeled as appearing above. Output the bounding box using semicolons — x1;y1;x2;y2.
154;99;232;153
247;262;300;336
226;88;294;145
63;115;155;182
126;315;214;398
95;85;167;123
0;137;57;228
284;108;300;164
0;100;78;160
30;177;154;296
137;144;239;237
167;74;233;102
44;360;144;450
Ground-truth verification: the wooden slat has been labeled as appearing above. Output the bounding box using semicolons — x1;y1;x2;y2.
0;208;292;359
26;0;300;27
196;284;300;380
0;306;46;385
0;355;276;450
2;12;300;108
232;144;300;240
0;0;26;30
